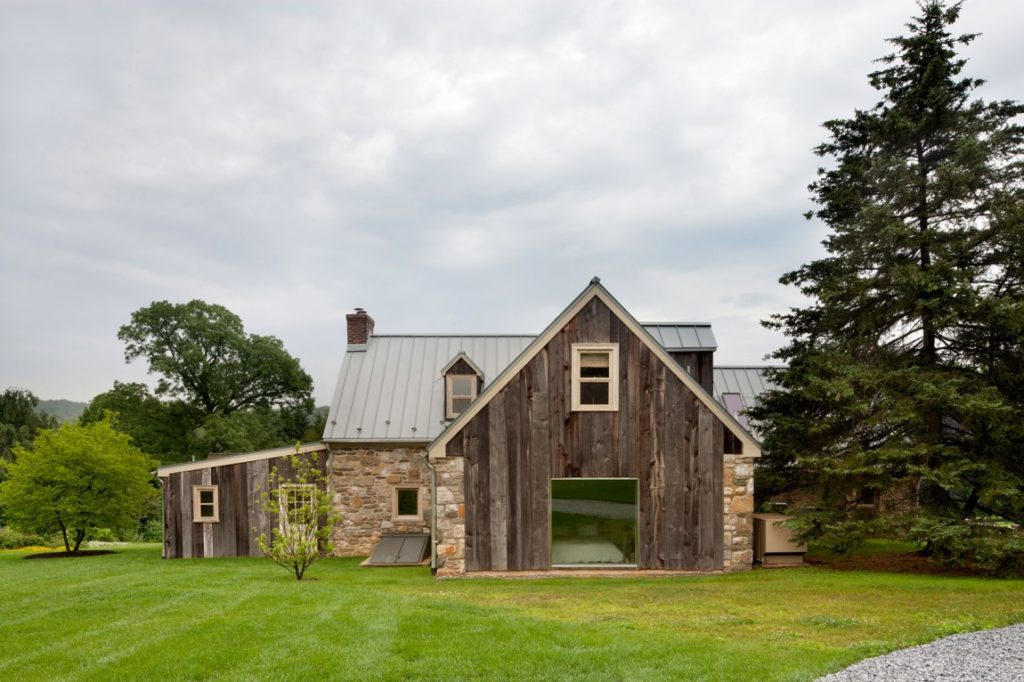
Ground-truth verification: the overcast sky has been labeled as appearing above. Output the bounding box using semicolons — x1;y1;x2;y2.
2;1;1022;406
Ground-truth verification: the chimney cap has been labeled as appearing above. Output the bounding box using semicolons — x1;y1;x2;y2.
353;307;366;314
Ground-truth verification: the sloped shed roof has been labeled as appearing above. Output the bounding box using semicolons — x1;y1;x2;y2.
324;323;719;443
712;366;780;439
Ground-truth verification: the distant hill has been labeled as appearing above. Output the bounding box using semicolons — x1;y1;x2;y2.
37;399;87;423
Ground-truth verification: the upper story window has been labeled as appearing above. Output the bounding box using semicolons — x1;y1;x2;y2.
442;352;483;420
571;343;619;411
446;374;478;418
192;485;219;522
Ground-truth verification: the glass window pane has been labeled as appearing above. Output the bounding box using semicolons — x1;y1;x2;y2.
397;489;418;516
579;352;609;367
580;382;610;405
200;489;214;504
200;503;214;517
580;365;610;378
451;376;474;395
451;397;471;414
551;479;637;565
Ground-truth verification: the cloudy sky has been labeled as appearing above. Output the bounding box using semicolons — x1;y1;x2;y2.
2;1;1022;406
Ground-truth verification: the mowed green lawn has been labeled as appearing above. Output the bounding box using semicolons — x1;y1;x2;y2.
2;545;1023;681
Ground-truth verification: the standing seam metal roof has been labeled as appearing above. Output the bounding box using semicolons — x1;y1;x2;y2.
324;326;734;442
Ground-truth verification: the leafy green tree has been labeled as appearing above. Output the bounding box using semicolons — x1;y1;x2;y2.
80;382;199;464
255;452;339;580
0;420;158;552
1;388;58;463
751;1;1024;570
118;300;314;417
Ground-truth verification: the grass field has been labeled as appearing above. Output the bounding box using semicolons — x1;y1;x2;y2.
2;545;1023;681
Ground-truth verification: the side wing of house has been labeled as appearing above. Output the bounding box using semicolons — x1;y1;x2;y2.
432;285;757;573
159;445;329;559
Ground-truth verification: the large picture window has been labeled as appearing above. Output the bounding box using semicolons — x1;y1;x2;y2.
550;478;637;566
571;344;619;411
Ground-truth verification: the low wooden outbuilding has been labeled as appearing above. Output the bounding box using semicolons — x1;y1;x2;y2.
158;443;328;559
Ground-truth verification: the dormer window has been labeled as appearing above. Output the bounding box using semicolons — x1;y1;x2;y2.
446;375;478;418
442;352;484;420
571;343;619;411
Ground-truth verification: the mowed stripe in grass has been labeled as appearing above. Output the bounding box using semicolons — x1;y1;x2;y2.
1;545;1022;681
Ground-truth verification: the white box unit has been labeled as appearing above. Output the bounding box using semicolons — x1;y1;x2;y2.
753;513;807;566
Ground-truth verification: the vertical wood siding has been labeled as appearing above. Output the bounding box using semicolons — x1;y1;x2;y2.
162;450;328;559
451;297;734;571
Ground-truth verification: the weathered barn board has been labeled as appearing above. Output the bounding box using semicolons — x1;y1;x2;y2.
451;296;737;571
161;448;329;559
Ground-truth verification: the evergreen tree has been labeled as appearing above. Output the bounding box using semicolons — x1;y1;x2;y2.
751;1;1024;570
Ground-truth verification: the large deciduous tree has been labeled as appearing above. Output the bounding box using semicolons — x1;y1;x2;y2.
0;420;158;552
751;1;1024;570
118;300;314;417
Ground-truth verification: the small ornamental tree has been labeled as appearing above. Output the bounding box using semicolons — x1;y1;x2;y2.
0;419;158;553
255;452;339;580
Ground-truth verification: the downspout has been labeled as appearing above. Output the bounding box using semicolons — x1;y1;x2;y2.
424;454;438;575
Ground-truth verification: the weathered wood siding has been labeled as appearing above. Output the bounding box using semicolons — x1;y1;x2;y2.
448;297;740;571
669;351;714;394
161;450;329;559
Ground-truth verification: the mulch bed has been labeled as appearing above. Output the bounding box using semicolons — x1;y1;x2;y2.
23;550;116;560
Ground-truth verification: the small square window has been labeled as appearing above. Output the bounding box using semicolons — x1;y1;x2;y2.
393;487;421;520
571;344;619;411
192;485;219;523
446;374;478;419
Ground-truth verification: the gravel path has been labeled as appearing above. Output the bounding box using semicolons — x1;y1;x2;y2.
817;624;1024;681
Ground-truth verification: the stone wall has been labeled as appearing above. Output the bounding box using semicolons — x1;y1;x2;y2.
432;456;466;577
723;454;755;572
329;445;431;557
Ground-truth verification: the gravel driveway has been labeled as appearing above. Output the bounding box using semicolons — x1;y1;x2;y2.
817;623;1024;681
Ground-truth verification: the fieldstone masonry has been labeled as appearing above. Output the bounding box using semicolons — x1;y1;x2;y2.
723;453;756;571
329;445;430;556
432;456;466;576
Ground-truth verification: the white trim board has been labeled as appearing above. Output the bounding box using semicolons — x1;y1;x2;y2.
427;280;762;460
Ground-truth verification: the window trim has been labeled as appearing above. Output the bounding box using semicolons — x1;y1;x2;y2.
279;483;317;534
571;343;619;412
192;485;219;523
392;486;423;521
445;374;479;419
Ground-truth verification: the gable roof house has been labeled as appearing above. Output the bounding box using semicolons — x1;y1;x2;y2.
325;279;762;575
158;279;769;574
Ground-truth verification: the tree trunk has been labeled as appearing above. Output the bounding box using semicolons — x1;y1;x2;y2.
72;528;86;552
57;516;70;553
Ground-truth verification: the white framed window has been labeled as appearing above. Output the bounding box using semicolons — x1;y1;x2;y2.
446;374;478;419
392;487;422;521
279;483;317;534
571;343;619;411
192;485;219;522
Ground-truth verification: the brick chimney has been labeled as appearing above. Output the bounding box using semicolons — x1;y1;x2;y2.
346;308;375;345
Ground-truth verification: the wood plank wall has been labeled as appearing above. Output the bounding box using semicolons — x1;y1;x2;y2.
449;297;737;571
162;450;329;559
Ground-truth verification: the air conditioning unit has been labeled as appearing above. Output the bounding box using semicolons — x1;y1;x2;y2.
753;513;807;567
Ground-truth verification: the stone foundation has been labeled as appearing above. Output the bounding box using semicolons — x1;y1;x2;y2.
432;456;466;577
329;446;431;556
723;454;756;571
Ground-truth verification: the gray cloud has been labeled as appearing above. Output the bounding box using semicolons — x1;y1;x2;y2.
1;1;1021;403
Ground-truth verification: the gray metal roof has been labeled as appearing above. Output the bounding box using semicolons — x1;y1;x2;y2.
324;324;720;443
712;366;780;438
642;323;717;351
